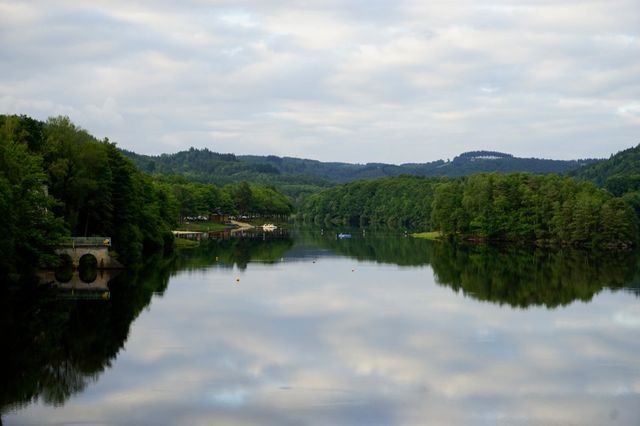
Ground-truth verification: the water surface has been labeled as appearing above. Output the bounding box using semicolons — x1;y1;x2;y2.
2;229;639;425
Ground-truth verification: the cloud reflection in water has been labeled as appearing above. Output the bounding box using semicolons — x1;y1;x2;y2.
5;239;640;425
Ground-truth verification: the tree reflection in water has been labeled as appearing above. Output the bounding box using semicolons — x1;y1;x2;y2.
296;227;640;307
1;229;638;418
0;235;293;416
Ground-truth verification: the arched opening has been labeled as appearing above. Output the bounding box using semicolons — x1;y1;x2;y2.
78;254;98;283
54;254;74;283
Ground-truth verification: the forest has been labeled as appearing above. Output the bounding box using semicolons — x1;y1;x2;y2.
2;112;638;283
123;146;598;195
571;144;640;217
301;175;443;229
301;173;638;247
0;115;292;283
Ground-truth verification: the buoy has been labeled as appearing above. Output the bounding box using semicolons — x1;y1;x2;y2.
352;269;355;272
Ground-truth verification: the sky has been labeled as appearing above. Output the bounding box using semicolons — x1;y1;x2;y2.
0;0;639;164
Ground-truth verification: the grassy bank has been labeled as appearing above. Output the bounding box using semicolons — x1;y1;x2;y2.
412;231;443;241
175;221;231;232
175;238;200;248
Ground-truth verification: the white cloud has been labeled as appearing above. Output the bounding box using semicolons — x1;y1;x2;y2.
0;0;638;162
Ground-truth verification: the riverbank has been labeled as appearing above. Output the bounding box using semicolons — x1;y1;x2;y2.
412;231;443;241
175;221;231;232
230;220;255;232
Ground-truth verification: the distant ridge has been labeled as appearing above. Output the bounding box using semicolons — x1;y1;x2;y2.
571;144;640;203
571;144;640;187
121;147;601;197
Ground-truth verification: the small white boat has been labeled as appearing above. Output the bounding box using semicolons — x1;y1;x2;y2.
262;223;278;231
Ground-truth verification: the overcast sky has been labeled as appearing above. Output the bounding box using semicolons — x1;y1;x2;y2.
1;0;638;163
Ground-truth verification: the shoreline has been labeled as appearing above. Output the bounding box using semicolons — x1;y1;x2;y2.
230;220;255;232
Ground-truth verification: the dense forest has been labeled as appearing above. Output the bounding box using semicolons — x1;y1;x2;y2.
301;173;638;247
571;144;640;216
3;112;637;283
0;115;292;283
123;148;331;201
123;147;598;196
431;173;637;247
0;114;177;280
301;175;443;229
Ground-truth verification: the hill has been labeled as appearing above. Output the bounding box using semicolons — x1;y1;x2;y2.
121;148;331;201
571;144;640;193
570;144;640;215
122;148;600;197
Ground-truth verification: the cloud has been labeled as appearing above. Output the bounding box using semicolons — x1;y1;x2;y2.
0;0;638;162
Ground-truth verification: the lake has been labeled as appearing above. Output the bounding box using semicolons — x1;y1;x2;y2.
2;228;639;425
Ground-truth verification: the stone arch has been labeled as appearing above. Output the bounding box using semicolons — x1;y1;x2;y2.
78;253;98;283
54;253;74;283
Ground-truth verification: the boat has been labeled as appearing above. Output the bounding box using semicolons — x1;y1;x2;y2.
262;223;278;231
337;233;352;239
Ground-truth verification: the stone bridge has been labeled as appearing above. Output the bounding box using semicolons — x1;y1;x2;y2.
39;237;124;291
55;237;123;269
56;246;123;269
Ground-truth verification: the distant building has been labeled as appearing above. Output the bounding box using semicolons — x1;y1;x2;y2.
209;213;230;223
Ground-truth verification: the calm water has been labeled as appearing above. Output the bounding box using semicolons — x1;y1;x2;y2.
2;228;640;425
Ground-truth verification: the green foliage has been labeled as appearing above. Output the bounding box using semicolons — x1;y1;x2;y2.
0;115;66;281
245;184;293;216
122;148;597;200
412;231;443;240
122;147;331;200
571;144;640;187
165;178;292;221
301;175;442;228
175;221;229;232
0;114;179;279
430;173;638;247
570;144;640;227
300;173;638;248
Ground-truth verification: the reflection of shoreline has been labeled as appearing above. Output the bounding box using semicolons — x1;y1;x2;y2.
230;220;254;233
294;228;640;308
0;254;176;415
4;230;640;425
38;269;121;292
